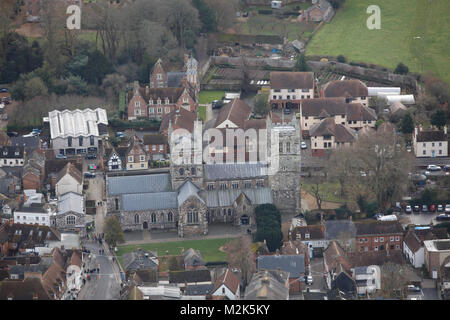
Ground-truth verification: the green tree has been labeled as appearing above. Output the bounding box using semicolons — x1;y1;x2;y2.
254;204;282;252
104;216;124;247
192;0;216;32
431;110;447;128
82;50;113;84
337;55;346;63
253;93;270;117
294;54;309;72
394;62;409;75
400;113;414;134
65;75;89;96
24;77;48;101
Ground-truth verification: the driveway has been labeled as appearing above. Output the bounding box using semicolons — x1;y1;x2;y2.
400;211;441;227
307;257;326;292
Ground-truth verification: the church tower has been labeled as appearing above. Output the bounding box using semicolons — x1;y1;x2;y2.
267;116;302;216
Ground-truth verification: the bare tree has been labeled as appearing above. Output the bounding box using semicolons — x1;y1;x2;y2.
206;0;237;32
327;148;354;199
379;262;407;299
306;177;325;211
226;236;255;289
0;2;14;62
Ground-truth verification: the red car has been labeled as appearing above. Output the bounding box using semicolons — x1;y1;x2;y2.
429;204;436;212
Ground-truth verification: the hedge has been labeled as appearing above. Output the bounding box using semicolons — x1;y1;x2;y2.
109;118;160;129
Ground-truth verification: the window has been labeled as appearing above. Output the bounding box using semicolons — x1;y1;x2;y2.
68;137;72;147
374;237;378;243
140;155;145;161
305;233;310;239
222;287;226;294
207;183;215;190
151;213;156;223
157;108;162;114
302;89;309;93
390;236;394;242
287;95;290;100
423;143;426;147
293;95;296;99
165;98;169;105
380;237;384;242
273;95;276;100
359;238;363;243
395;236;400;241
307;95;311;99
288;89;295;93
191;167;196;175
423;150;426;155
364;246;368;252
439;142;442;147
396;245;400;249
128;156;134;162
374;246;378;251
168;212;173;222
220;183;227;190
165;107;170;113
183;97;188;104
159;145;164;151
279;142;283;153
134;215;139;224
228;209;232;216
364;238;368;243
244;181;252;188
141;164;144;168
149;99;153;105
160;212;164;222
36;217;39;221
286;142;290;153
79;137;83;146
432;142;435;147
305;123;307;127
66;216;76;225
301;95;305;99
439;150;442;155
135;101;140;107
274;89;281;93
149;107;154;113
90;136;94;146
232;181;239;189
152;145;156;151
115;199;119;211
157;74;162;80
257;180;264;187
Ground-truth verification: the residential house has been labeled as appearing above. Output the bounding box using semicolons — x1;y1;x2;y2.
168;269;212;288
310;118;357;156
355;221;404;253
123;249;159;273
159;108;196;136
149;55;199;91
183;248;205;270
300;0;334;23
185;283;214;298
22;150;45;190
424;239;450;279
281;240;310;268
352;265;381;296
0;170;20;198
322;80;369;107
0;146;24;167
104;146;124;171
55;163;83;197
0;277;51;300
143;134;168;161
323;241;352;290
14;203;52;227
127;269;158;286
44;159;82;192
211;268;240;300
10;135;41;154
46;108;108;156
403;227;448;268
214;99;252;129
290;224;327;258
257;254;306;293
412;126;448;158
269;72;315;110
324;219;356;250
389;101;408;117
52;192;85;234
124;135;148;171
244;270;290;300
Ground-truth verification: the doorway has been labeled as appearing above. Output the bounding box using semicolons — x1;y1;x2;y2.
143;221;148;229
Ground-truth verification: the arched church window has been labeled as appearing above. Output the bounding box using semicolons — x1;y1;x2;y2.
168;212;173;222
179;168;184;175
151;213;156;223
134;214;139;224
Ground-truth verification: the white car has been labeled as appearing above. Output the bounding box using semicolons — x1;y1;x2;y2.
427;165;442;171
445;204;450;214
301;142;307;149
360;171;367;177
306;275;313;285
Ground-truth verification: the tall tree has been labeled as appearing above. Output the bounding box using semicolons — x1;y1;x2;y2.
254;204;283;252
192;0;216;32
226;236;255;289
294;54;310;72
253;93;270;117
378;262;407;299
400;112;414;134
327;149;354;198
104;216;124;248
206;0;237;32
431;110;447;128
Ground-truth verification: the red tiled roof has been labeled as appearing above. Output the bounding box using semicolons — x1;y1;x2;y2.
214;99;252;128
213;268;240;294
323;80;368;98
270;72;314;90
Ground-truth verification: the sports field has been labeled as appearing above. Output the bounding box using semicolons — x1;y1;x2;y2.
306;0;450;84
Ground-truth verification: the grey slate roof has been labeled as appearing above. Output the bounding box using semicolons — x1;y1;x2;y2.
244;270;289;300
185;284;214;296
183;248;205;267
10;136;40;153
107;173;172;195
57;192;83;215
122;192;178;211
257;255;306;277
353;266;369;275
205;187;273;207
325;220;356;240
167;72;186;88
123;250;158;271
204;162;268;180
177;181;204;206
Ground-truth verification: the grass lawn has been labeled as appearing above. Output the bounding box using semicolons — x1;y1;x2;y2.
198;90;225;104
198;105;206;122
116;237;233;267
302;182;348;203
306;0;450;84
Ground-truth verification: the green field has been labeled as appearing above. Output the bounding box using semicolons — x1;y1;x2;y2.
198;90;225;104
306;0;450;84
198;105;206;122
116;238;232;267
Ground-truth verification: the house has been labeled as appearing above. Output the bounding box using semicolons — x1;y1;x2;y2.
290;224;327;258
150;55;199;91
0;277;51;300
423;239;450;279
185;283;214;298
0;146;24;167
0;223;60;256
355;221;404;252
412;126;448;158
309;118;357;156
159;108;196;136
183;248;205;270
211;268;240;300
168;269;212;287
52;192;85;233
300;0;334;22
55;163;83;197
10;135;41;154
244;270;290;300
13;203;52;227
345;103;377;131
327;267;357;300
104;147;124;171
322;80;369;107
214;99;252;129
22;150;46;190
44;159;82;191
123;249;159;273
324;220;356;250
353;265;381;296
389;101;408;116
143;134;168;161
127;269;158;286
124;135;149;171
257;254;306;293
269;72;315;110
281;241;310;268
323;241;352;290
46;108;108;157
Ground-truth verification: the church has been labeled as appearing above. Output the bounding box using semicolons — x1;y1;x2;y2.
106;116;302;237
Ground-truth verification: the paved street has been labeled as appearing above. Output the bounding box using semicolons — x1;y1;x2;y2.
308;257;326;292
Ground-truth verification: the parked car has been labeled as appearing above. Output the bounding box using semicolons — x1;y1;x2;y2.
0;88;8;93
360;171;367;177
446;204;450;214
421;205;428;212
31;129;41;135
1;97;11;104
6;131;18;137
85;153;97;160
437;204;444;212
301;141;307;149
1;113;7;121
413;205;420;213
436;214;450;221
429;204;436;212
306;275;313;285
115;131;126;138
427;165;441;171
405;205;412;214
444;165;450;172
84;172;96;179
55;154;67;159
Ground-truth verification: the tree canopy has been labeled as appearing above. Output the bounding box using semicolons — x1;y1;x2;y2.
104;216;124;247
254;204;283;252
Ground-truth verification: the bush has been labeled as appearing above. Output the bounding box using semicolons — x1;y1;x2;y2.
254;204;282;252
258;9;273;14
337;55;347;63
394;63;409;75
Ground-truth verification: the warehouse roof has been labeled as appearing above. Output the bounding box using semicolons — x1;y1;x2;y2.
48;108;108;139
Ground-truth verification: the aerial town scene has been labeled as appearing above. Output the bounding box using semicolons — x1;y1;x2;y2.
0;0;449;307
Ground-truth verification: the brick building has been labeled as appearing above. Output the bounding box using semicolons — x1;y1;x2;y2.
355;221;404;253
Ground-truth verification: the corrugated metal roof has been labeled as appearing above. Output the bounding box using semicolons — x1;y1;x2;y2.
107;174;172;195
49;108;108;139
122;192;178;211
204;162;268;180
205;188;273;207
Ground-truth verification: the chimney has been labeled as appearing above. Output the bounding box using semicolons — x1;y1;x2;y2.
133;81;140;94
349;215;352;221
145;85;149;97
444;126;447;135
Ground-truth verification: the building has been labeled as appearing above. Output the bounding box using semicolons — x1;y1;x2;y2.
0;146;24;167
269;72;315;110
353;265;381;296
159;108;196;136
143;134;168;161
355;221;404;253
309;118;357;156
55;163;83;197
123;249;159;273
322;80;369;107
257;254;306;293
412;126;448;158
52;192;85;233
290;224;327;258
211;268;240;300
14;204;52;227
300;0;334;22
124;135;149;171
104;146;124;171
183;248;205;270
244;270;290;300
214;99;252;129
168;269;212;288
424;239;450;279
47;108;108;156
10;135;41;154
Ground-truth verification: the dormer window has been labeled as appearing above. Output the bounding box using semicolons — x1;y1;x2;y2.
149;99;153;105
157;74;162;80
15;151;19;156
165;98;170;105
183;97;188;104
3;151;7;156
135;101;140;107
157;99;161;105
305;233;310;239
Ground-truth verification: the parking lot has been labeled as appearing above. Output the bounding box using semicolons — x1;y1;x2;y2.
399;210;447;227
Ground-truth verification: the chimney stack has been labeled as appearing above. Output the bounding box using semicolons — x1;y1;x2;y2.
444;126;447;135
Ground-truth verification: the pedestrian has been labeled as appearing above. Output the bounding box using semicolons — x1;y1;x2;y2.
102;249;104;255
